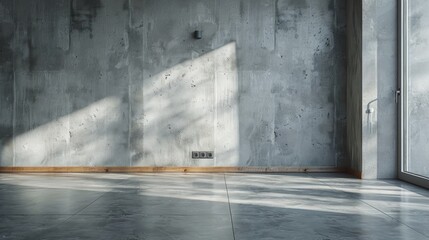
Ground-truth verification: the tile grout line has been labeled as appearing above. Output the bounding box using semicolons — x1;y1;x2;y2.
224;173;236;240
382;180;429;199
64;177;134;220
306;173;429;239
20;177;133;240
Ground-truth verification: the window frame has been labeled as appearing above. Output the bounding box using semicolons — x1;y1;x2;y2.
398;0;429;189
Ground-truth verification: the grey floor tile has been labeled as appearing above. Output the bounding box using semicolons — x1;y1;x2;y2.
231;208;428;240
77;173;231;216
0;214;71;240
227;173;429;240
308;174;429;238
0;187;104;215
38;214;234;240
80;189;230;216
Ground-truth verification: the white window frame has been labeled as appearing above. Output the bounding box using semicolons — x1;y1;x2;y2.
399;0;429;189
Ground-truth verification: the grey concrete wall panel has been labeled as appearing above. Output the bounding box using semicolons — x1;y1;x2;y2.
12;0;130;166
361;0;378;179
128;0;145;166
0;0;14;166
333;0;348;168
376;0;397;179
0;0;347;167
242;0;347;167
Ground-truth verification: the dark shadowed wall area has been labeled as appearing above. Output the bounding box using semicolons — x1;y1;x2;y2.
0;0;347;167
346;0;362;176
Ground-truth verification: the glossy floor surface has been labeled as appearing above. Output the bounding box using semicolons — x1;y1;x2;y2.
0;173;429;240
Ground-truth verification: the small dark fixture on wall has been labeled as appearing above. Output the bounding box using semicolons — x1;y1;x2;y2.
192;151;213;159
194;30;202;39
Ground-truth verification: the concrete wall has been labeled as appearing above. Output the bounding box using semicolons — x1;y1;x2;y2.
0;0;347;167
361;0;378;179
0;0;14;166
376;0;397;179
346;0;397;179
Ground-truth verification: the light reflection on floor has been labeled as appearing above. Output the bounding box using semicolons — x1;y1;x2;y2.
0;173;428;240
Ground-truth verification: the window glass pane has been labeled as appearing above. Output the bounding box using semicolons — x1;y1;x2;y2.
406;0;429;178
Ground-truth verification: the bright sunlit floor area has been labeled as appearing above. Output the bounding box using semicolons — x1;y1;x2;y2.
0;173;428;240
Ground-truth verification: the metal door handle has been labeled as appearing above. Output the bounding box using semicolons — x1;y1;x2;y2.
395;89;401;104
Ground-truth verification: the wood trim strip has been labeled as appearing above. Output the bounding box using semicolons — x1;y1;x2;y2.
346;168;363;179
0;166;346;173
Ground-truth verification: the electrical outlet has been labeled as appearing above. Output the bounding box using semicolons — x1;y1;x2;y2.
192;151;214;159
192;152;199;158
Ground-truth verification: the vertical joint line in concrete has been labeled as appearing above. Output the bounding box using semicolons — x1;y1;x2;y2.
274;0;278;50
214;58;218;166
127;0;132;167
224;174;236;240
12;0;16;167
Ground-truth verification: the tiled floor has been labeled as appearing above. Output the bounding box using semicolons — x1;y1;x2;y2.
0;173;428;240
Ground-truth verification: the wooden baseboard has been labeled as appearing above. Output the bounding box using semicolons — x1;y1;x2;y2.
346;168;362;179
0;166;346;173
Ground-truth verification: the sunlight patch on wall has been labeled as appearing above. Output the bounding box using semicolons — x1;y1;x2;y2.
138;42;239;166
6;96;124;166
